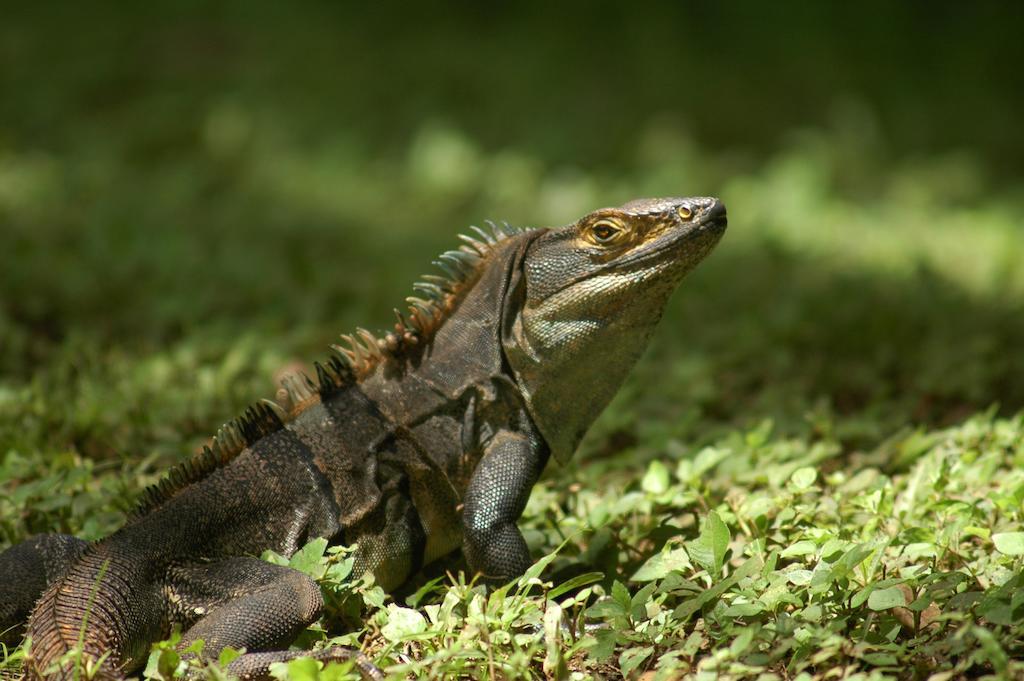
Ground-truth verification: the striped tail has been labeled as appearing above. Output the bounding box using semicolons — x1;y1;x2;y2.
25;544;160;680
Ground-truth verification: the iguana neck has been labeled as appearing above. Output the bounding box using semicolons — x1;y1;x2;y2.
503;273;671;464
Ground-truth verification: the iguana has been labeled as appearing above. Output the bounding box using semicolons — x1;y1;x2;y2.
0;196;727;680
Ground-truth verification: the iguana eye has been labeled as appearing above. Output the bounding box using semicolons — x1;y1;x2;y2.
676;205;693;220
590;220;622;244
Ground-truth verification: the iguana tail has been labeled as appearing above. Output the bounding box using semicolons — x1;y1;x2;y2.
25;542;161;680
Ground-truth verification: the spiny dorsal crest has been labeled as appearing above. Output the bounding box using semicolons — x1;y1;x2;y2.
130;402;283;519
325;219;528;381
130;219;530;518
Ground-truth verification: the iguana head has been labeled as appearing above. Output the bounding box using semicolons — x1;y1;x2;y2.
504;196;727;464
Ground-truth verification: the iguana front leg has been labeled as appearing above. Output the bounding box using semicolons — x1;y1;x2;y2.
462;430;547;583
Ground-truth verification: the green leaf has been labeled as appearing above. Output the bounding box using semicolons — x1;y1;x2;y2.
611;580;632;612
285;657;323;681
584;599;627;619
289;537;329;578
641;460;670;494
380;604;428;641
673;556;762;621
868;586;907;610
862;652;899;666
320;661;359;681
992;532;1024;555
691;446;731;477
519;538;569;584
404;575;446;608
971;625;1008;674
789;466;817;490
781;540;817;557
631;547;692;581
268;661;290;680
787;569;813;586
619;646;654;678
324;559;354;585
588;628;617;662
261;549;290;567
144;647;184;681
722;602;764;618
729;626;755;655
218;646;242;668
686;510;730;577
630;583;658;620
548;571;604;600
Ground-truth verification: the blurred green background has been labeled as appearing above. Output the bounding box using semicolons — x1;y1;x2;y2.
2;2;1024;520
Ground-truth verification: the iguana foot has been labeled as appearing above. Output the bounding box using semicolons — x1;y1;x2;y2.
225;648;384;681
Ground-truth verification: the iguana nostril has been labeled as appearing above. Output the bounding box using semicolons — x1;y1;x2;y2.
705;200;727;225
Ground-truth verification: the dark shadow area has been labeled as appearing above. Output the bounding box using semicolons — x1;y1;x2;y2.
2;2;1023;172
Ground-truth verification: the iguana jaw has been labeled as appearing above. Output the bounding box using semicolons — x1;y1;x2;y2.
504;196;727;464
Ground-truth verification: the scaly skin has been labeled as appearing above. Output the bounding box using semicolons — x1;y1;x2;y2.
0;197;726;679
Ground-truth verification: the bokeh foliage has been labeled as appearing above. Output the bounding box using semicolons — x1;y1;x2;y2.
2;3;1023;679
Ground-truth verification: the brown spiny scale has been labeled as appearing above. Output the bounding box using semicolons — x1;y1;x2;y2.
469;224;497;245
331;341;359;369
275;387;292;412
440;249;480;273
356;328;383;360
487;219;518;240
238;403;285;446
393;308;408;332
412;281;445;300
421;273;454;291
313;361;338;397
300;372;316;391
280;376;300;407
261;398;288;420
213;422;244;457
432;257;460;280
338;333;374;374
281;373;321;417
283;373;311;401
458;233;489;255
129;223;534;523
410;311;433;336
327;351;355;383
406;296;437;322
338;334;366;365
